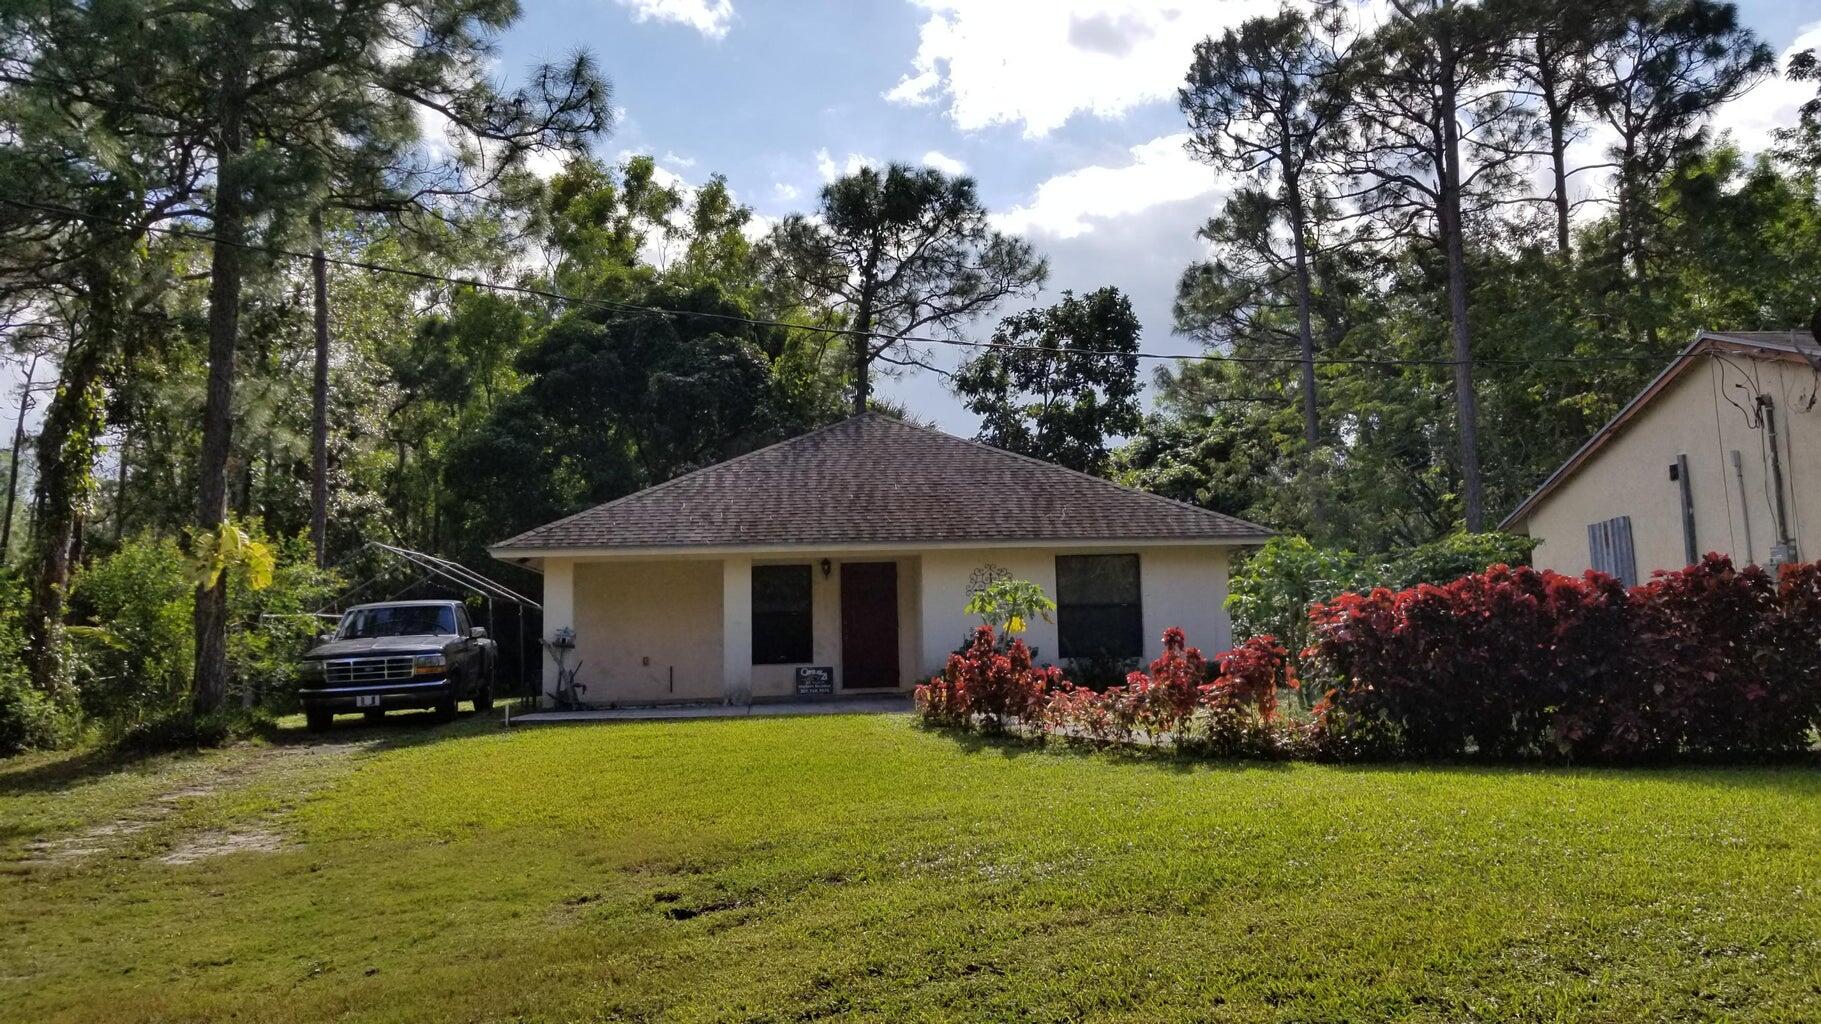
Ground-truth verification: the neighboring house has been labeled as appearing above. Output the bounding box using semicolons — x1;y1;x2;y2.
1502;330;1820;583
490;413;1271;705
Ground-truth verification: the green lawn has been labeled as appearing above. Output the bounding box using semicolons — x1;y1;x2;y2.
3;712;1819;1023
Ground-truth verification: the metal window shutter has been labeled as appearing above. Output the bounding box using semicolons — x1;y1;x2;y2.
1587;515;1636;587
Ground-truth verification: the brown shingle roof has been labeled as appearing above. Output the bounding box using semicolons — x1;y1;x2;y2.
491;413;1272;551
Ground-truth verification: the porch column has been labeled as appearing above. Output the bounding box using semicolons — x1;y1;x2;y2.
721;556;753;705
542;557;575;705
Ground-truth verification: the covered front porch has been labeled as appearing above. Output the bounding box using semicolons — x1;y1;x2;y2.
539;550;932;707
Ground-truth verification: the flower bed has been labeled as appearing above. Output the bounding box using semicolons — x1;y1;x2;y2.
917;555;1821;764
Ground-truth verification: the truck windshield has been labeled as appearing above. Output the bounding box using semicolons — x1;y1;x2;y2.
337;605;456;639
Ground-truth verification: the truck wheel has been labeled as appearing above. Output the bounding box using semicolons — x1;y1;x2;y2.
435;694;459;720
363;709;385;724
305;708;333;732
473;684;494;713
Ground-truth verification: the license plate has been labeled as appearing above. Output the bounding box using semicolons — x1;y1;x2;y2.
355;695;380;708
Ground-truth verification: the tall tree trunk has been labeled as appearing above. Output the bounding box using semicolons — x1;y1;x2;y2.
1534;39;1574;260
193;82;245;718
850;296;873;416
1286;175;1320;450
2;354;39;564
310;209;330;567
25;262;116;694
1438;38;1484;532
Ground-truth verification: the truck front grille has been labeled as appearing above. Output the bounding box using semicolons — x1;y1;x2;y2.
324;656;416;686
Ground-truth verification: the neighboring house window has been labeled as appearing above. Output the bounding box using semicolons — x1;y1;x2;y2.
752;565;813;664
1588;515;1637;587
1055;554;1143;661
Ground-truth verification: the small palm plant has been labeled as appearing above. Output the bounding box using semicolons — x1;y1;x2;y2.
964;578;1055;638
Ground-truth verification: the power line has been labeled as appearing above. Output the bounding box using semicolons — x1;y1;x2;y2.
0;195;1722;372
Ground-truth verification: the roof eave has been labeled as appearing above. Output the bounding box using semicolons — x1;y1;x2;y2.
488;533;1273;562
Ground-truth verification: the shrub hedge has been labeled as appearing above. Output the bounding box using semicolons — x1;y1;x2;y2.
917;555;1821;764
1310;554;1821;761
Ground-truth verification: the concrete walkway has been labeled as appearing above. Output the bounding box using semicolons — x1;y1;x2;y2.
509;695;913;724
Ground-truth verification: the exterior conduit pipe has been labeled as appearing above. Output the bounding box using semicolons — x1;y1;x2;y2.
1757;395;1797;563
1675;453;1698;567
1731;450;1754;563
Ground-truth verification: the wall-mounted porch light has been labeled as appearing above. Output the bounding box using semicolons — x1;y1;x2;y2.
820;558;832;579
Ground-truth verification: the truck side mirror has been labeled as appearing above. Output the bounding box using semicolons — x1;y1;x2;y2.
469;627;488;640
316;633;334;645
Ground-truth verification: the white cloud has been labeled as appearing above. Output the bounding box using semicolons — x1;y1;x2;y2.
613;0;734;39
993;133;1225;240
921;149;968;175
522;147;574;180
886;0;1277;137
772;181;801;203
1713;22;1821;155
816;148;878;182
660;150;698;169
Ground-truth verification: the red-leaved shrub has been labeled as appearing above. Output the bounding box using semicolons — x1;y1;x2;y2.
1307;554;1821;762
913;625;1058;733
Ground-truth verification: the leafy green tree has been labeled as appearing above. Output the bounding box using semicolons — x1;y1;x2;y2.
1587;0;1772;344
1777;48;1821;170
442;284;813;550
766;164;1047;414
951;288;1142;473
165;0;608;715
1181;6;1348;450
1494;0;1625;258
1337;0;1534;532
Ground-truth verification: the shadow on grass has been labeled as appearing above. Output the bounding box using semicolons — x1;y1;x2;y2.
915;722;1821;790
0;700;526;801
922;723;1297;777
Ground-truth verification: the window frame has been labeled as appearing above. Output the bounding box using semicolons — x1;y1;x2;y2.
751;563;814;665
1054;553;1145;662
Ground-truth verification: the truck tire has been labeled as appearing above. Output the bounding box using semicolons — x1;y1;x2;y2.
473;684;494;713
305;708;333;732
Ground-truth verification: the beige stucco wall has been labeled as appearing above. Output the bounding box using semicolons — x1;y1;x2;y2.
1519;353;1820;578
917;545;1232;677
570;559;725;703
540;543;1237;705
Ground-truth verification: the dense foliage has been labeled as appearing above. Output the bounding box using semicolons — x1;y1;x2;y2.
1308;555;1821;762
922;556;1820;765
1225;531;1539;681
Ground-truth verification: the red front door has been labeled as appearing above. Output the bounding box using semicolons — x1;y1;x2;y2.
840;562;900;689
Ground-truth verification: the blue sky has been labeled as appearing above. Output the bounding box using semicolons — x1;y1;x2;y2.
486;0;1821;434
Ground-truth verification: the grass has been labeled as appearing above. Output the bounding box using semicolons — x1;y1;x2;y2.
2;712;1820;1023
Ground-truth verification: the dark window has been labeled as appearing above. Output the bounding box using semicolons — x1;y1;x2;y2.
1056;554;1143;661
753;565;813;664
454;605;471;635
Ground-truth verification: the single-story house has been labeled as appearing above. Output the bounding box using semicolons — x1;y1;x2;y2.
490;412;1271;705
1502;330;1819;583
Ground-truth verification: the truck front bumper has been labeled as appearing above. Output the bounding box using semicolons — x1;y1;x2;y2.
298;678;453;713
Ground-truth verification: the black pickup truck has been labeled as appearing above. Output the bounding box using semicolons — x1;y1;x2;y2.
296;600;496;730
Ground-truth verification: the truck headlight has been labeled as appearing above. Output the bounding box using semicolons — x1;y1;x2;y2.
413;653;447;676
299;660;324;681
